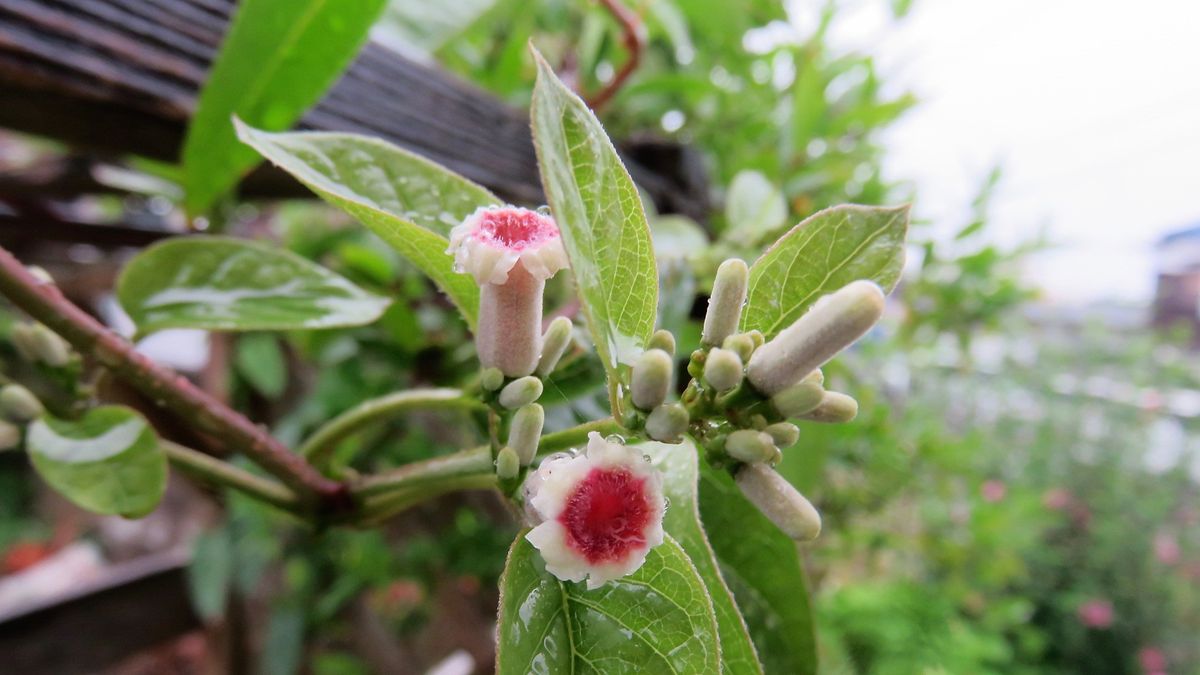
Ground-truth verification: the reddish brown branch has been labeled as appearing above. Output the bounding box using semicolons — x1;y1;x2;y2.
583;0;646;110
0;245;349;512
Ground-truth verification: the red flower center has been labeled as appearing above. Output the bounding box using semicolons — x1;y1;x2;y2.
559;467;654;564
477;209;557;250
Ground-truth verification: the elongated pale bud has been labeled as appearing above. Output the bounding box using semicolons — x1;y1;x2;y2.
508;404;545;465
725;429;777;463
496;446;520;479
702;259;749;347
704;348;744;392
0;420;20;450
481;367;505;392
499;376;543;409
477;266;544;377
645;403;689;443
764;422;800;448
722;334;755;362
735;463;822;541
647;329;676;356
631;349;673;410
10;324;40;362
1;384;43;422
536;317;573;376
746;280;885;396
29;324;72;367
770;381;825;417
797;391;858;423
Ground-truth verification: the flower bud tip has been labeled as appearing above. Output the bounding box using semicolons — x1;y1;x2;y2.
631;349;673;411
536;317;574;376
764;422;800;448
0;384;44;423
735;463;821;541
647;329;676;357
725;429;778;464
645;403;689;443
797;391;858;423
496;446;520;479
508;403;545;465
499;376;543;409
704;348;744;392
702;259;749;347
480;367;505;391
771;381;825;418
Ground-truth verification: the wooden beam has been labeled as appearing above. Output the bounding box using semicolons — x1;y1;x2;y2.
0;0;708;218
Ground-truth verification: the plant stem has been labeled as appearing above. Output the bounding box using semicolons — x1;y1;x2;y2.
584;0;645;110
353;417;621;501
298;388;483;466
0;245;346;511
162;440;302;514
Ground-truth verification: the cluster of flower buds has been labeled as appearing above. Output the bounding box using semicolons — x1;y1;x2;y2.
682;259;886;541
523;432;666;588
629;329;689;443
0;383;43;451
11;322;74;369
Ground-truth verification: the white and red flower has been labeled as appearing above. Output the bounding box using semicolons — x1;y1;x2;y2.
447;206;568;377
524;432;666;588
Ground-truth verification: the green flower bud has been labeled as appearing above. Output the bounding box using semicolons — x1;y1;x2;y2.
702;259;749;347
770;381;825;417
1;384;44;422
722;333;755;362
747;329;765;350
797;391;858;423
0;420;20;450
631;349;673;411
746;280;885;396
704;348;744;393
764;422;800;448
508;403;545;465
735;463;822;541
496;446;520;479
536;317;574;377
481;367;505;392
647;329;676;357
10;323;40;362
725;429;777;464
499;376;543;409
645;403;689;443
804;368;824;385
30;324;71;367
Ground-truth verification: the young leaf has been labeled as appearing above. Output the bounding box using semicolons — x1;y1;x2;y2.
497;534;720;674
699;462;818;675
236;334;288;398
27;406;166;518
724;170;787;244
117;237;390;335
741;204;909;338
642;440;763;674
182;0;388;214
530;48;658;414
236;122;500;328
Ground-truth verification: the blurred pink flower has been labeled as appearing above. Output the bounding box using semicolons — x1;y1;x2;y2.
1043;488;1072;511
1077;599;1114;629
981;480;1007;503
1139;647;1167;674
1154;533;1181;566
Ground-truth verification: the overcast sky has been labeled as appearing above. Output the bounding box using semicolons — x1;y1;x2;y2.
805;0;1200;304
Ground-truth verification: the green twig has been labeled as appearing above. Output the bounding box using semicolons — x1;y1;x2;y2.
298;388;483;467
162;440;302;514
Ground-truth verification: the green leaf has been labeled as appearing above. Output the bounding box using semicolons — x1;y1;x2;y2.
642;440;763;674
27;406;166;518
741;204;909;338
236;334;288;398
724;170;786;244
497;534;720;674
698;461;818;675
182;0;388;214
530;49;659;414
236;121;499;328
188;526;233;621
117;237;390;335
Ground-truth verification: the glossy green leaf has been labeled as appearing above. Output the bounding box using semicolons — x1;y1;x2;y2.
497;534;720;674
182;0;387;214
699;461;818;675
117;237;390;335
724;170;786;244
530;49;658;413
642;440;763;674
27;406;166;518
236;121;499;328
741;204;909;338
236;334;287;398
